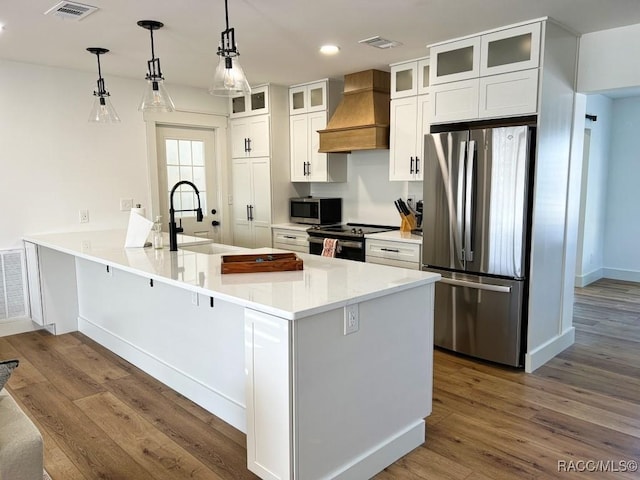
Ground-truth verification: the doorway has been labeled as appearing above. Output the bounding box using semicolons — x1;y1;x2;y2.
156;125;219;240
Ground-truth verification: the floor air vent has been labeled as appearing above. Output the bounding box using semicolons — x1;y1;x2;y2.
0;249;27;321
44;1;98;21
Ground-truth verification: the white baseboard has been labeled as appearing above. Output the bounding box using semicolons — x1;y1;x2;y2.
331;421;425;480
0;318;37;337
525;327;575;373
78;315;247;433
574;268;603;287
602;268;640;283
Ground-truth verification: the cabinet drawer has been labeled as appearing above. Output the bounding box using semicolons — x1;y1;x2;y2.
366;255;420;270
272;230;309;249
478;69;538;118
366;239;420;263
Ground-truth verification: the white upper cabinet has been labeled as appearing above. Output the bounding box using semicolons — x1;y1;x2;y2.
230;85;270;117
480;22;541;76
230;115;270;158
429;37;481;85
391;57;431;99
289;81;327;115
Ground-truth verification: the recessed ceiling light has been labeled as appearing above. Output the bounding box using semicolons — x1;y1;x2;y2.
320;45;340;55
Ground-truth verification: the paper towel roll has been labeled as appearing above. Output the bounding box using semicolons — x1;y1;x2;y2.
131;206;146;218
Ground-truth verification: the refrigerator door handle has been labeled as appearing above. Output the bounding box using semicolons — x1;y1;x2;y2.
456;141;466;263
440;277;512;293
464;140;476;262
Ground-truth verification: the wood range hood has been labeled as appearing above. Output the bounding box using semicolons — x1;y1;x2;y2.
318;69;390;153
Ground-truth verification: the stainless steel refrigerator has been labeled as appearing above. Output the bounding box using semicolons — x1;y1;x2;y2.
422;123;535;367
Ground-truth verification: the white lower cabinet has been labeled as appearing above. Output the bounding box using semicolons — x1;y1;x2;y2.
232;157;272;248
366;238;421;270
272;228;309;254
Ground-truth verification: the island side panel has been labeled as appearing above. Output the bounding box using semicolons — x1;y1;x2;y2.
245;309;292;480
75;257;248;432
293;284;434;480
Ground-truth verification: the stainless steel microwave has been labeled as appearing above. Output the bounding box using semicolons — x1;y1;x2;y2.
290;197;342;225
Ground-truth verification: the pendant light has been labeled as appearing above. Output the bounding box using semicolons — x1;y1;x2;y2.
137;20;175;112
87;47;120;123
209;0;251;96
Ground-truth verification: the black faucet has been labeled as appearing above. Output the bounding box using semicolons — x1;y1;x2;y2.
169;180;204;251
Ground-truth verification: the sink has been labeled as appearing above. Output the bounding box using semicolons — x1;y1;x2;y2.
179;243;248;255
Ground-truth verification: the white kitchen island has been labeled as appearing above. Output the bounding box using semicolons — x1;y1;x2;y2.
23;230;439;480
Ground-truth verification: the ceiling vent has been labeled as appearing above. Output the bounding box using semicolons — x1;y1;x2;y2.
44;1;98;21
358;36;403;49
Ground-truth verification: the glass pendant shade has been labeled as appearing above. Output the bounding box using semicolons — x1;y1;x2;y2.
209;54;251;96
138;79;175;112
89;95;120;123
87;47;120;124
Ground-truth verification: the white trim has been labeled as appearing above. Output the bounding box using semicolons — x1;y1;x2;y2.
602;268;640;283
574;268;603;287
78;315;247;432
0;317;37;337
142;110;232;245
525;327;574;373
330;421;425;480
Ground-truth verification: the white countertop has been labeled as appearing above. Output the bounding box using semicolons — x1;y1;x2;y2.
366;230;423;245
24;230;439;320
270;223;312;232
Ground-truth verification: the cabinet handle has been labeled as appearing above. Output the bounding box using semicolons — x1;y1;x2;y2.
381;248;400;253
415;157;420;175
246;205;250;221
303;162;307;176
249;205;254;221
306;162;311;176
247;138;252;153
410;156;414;174
284;235;296;239
244;138;248;152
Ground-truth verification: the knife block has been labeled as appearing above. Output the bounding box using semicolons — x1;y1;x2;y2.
400;213;417;232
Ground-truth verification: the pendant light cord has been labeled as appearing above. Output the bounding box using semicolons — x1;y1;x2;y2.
149;28;156;61
224;0;230;31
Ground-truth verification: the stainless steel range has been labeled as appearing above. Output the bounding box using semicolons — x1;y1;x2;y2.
307;223;394;262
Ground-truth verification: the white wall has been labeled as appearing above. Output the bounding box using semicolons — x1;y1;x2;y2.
578;23;640;93
310;149;423;227
602;96;640;281
574;94;612;286
0;59;226;249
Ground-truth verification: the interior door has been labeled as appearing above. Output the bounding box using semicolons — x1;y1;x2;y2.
422;130;469;271
156;125;220;241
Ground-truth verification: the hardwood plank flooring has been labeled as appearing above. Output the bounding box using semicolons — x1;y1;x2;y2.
2;278;638;479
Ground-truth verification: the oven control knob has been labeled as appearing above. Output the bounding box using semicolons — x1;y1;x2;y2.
350;228;356;234
357;228;363;235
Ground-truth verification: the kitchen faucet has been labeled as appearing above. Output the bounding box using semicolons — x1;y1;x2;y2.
169;180;204;251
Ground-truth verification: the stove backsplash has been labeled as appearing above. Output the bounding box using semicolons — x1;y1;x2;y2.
309;150;422;226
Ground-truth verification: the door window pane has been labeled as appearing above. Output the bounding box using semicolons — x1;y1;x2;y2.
421;65;430;88
165;138;207;218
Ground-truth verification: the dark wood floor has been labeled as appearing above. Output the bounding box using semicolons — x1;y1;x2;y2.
2;278;639;479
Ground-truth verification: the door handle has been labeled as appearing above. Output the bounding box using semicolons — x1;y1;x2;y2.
441;277;511;293
415;157;420;175
456;142;466;263
410;156;414;174
464;140;476;262
211;220;220;226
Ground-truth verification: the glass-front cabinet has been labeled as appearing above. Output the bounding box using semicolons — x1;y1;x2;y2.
229;85;270;117
429;37;481;85
480;22;541;76
289;81;327;115
391;57;430;99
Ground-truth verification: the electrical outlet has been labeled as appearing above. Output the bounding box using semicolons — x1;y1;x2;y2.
228;194;233;205
344;304;359;335
120;198;133;211
407;195;416;208
79;209;89;223
81;240;91;252
191;292;199;306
